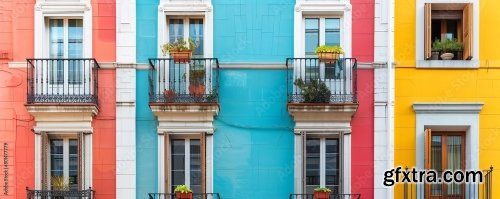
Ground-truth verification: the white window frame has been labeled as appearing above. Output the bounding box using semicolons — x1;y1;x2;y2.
166;16;205;56
302;17;344;56
415;0;479;68
304;136;342;192
34;1;92;58
47;136;78;190
157;1;213;58
169;137;201;191
294;1;352;58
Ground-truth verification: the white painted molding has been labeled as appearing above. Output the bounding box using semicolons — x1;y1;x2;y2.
7;61;26;68
413;102;484;114
416;60;480;69
27;105;98;133
218;63;285;69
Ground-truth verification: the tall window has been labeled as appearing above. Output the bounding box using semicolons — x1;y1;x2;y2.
49;138;79;190
425;130;465;198
171;139;202;193
48;18;83;84
305;137;340;194
304;18;341;80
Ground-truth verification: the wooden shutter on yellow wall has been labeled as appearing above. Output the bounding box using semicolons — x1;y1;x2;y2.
463;3;473;60
424;3;432;60
424;129;431;197
41;132;48;190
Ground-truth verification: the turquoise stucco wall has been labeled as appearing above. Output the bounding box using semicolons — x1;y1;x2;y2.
136;0;296;198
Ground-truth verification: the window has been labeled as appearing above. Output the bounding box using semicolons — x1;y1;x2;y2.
168;17;204;56
424;130;465;198
48;18;84;84
49;138;79;190
304;18;342;80
424;3;473;60
170;138;203;194
305;137;340;194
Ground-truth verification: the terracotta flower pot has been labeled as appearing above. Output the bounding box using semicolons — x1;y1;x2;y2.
314;191;331;199
170;51;192;63
317;52;340;63
440;52;454;60
175;192;193;199
163;89;176;102
189;84;205;96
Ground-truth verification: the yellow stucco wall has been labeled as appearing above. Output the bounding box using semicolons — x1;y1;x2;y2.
395;0;500;198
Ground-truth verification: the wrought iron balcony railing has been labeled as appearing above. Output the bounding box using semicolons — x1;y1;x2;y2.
290;193;361;199
27;58;99;105
148;193;221;199
26;187;94;199
403;167;493;199
148;58;219;104
286;58;357;103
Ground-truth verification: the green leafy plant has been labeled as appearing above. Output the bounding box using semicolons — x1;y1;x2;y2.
206;89;218;102
314;187;332;193
174;185;193;194
431;39;463;53
161;38;197;56
294;78;331;103
51;176;69;191
315;45;344;54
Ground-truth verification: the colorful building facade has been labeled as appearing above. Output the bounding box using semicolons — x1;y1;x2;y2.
395;0;498;198
0;0;117;198
1;0;396;198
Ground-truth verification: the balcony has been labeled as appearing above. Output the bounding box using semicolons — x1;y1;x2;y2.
148;193;221;199
286;58;357;104
26;187;94;199
403;167;493;199
289;194;361;199
27;58;99;105
148;58;219;104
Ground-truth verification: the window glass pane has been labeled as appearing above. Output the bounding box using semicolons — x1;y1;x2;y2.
305;18;319;56
68;19;83;84
190;139;201;193
306;138;320;194
171;139;185;193
189;19;204;56
447;136;462;195
169;19;184;43
68;139;78;189
49;19;64;84
325;138;339;194
325;18;340;46
431;136;442;195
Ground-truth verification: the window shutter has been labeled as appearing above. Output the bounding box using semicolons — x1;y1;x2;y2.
424;129;431;197
424;3;432;60
200;133;206;194
77;132;84;190
41;132;48;190
164;133;170;192
463;3;473;60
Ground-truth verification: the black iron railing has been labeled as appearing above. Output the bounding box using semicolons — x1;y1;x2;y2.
286;58;357;103
148;193;221;199
290;193;361;199
148;58;219;103
26;187;94;199
403;167;493;199
27;58;99;104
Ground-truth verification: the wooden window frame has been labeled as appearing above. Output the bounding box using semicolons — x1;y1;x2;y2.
424;3;473;60
424;130;466;198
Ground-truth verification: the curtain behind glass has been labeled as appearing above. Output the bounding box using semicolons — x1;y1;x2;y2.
49;19;64;84
447;136;462;195
68;19;83;84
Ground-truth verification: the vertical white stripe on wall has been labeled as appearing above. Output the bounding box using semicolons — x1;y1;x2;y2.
116;0;137;198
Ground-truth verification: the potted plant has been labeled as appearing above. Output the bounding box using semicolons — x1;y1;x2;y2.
313;187;332;199
188;69;206;97
51;176;69;199
163;89;176;102
315;45;344;63
174;185;193;199
161;38;197;63
431;39;442;60
450;39;464;60
431;39;464;60
294;78;331;103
